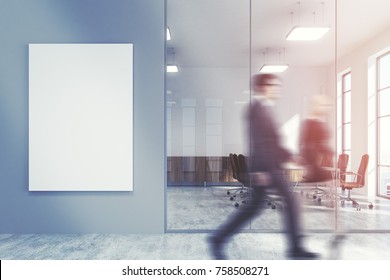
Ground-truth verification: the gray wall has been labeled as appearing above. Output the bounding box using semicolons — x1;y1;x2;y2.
0;0;165;233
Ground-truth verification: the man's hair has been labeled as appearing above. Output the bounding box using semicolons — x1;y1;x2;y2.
251;73;279;89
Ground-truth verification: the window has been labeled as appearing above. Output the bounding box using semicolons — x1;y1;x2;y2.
337;71;352;169
377;51;390;198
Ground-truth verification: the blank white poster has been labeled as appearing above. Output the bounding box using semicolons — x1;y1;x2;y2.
29;44;133;191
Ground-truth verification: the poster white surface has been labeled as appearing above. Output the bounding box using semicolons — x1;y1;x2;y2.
29;44;133;191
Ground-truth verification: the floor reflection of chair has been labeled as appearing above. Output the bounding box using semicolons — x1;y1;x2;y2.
337;154;373;211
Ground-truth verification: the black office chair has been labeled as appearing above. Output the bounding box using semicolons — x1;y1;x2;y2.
226;153;248;202
232;154;277;209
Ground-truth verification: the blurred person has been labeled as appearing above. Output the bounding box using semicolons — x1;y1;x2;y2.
299;94;347;260
208;74;319;260
299;94;334;182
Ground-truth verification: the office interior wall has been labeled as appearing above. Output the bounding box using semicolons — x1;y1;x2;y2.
0;0;165;233
337;26;390;196
167;66;331;157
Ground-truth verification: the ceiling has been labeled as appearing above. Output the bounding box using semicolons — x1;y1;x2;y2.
167;0;390;69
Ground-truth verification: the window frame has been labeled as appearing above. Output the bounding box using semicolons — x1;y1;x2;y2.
376;51;390;199
338;71;352;169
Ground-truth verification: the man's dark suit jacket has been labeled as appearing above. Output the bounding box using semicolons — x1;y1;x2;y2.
247;98;291;173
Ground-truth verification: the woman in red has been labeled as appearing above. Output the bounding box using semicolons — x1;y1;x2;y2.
300;94;333;182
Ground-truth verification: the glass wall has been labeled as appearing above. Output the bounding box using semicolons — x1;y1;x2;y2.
166;0;337;232
166;0;251;230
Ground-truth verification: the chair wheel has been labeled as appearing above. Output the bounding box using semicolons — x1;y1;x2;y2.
356;206;361;211
234;203;239;207
317;197;321;203
230;197;234;201
368;203;373;209
271;204;276;209
313;194;317;199
227;191;231;195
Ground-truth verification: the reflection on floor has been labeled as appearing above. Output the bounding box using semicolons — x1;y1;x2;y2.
167;186;390;231
1;233;390;259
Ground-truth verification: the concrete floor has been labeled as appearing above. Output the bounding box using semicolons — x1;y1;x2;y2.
1;232;390;260
167;186;390;231
0;186;389;260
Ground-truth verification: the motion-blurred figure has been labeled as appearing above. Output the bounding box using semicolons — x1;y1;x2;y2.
300;94;346;259
208;74;319;260
300;94;333;182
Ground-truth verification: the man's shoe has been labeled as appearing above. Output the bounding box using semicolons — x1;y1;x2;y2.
207;235;227;260
287;249;320;260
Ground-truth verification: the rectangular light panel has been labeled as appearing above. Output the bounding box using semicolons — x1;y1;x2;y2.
166;65;178;73
259;64;289;73
286;26;330;41
167;27;172;40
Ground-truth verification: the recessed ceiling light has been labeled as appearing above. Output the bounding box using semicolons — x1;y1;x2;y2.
166;65;178;73
166;27;172;41
286;26;330;41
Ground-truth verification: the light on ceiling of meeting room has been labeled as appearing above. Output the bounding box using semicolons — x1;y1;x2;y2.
259;64;289;73
286;26;329;40
260;48;288;73
166;27;172;41
166;65;178;73
286;2;330;41
166;47;179;73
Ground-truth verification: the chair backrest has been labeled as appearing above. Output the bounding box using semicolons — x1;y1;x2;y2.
357;154;369;185
236;154;250;185
229;153;238;180
232;154;241;176
237;154;248;174
337;154;349;171
338;154;349;181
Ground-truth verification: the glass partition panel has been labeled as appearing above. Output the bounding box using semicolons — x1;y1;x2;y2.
167;0;337;233
249;0;337;232
337;14;390;232
166;0;251;230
